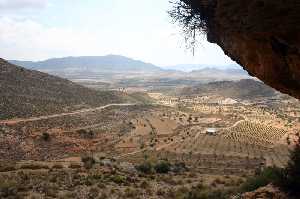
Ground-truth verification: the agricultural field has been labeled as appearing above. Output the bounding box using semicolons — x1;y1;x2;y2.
0;87;299;198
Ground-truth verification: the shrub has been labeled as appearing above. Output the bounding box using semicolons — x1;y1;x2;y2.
41;132;50;141
77;129;94;139
0;180;18;198
240;136;300;198
173;162;188;173
136;161;153;174
88;187;99;198
175;185;230;199
77;129;87;134
277;135;300;197
140;180;150;189
240;167;282;193
154;161;171;174
82;156;95;169
110;175;126;185
157;188;165;196
140;143;145;149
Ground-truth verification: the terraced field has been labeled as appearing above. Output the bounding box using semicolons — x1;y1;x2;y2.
116;113;291;171
221;121;287;147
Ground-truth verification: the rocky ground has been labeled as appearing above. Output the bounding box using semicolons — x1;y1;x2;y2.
0;156;246;199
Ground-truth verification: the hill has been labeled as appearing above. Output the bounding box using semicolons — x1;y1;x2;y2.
180;79;277;99
163;64;239;72
0;58;126;120
9;55;162;73
186;68;250;82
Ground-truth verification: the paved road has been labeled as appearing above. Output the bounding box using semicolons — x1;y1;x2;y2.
0;103;136;125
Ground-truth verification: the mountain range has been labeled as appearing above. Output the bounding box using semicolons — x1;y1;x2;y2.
9;55;162;73
9;55;251;85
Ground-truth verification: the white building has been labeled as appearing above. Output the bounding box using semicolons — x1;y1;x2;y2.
206;128;217;136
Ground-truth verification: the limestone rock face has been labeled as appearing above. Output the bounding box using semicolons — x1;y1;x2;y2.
197;0;300;98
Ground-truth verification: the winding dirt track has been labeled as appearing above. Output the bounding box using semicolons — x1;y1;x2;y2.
0;103;136;125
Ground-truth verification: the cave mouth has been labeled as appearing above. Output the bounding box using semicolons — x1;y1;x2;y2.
170;0;300;99
1;1;300;198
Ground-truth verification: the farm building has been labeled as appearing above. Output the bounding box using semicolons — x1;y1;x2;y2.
206;128;217;136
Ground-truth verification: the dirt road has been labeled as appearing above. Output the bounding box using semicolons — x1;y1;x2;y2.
0;103;136;125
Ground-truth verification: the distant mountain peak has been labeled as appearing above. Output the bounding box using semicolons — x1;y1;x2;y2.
9;55;162;72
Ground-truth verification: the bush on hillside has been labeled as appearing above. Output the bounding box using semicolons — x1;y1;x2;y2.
136;161;153;174
240;167;282;193
154;161;171;174
175;185;230;199
277;135;300;197
240;135;300;198
41;132;50;141
82;156;95;169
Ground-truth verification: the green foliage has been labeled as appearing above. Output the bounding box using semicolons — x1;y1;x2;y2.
136;160;173;174
277;136;300;197
77;129;95;139
240;136;300;198
110;175;127;185
140;180;150;189
154;161;171;174
173;162;188;173
124;187;140;198
0;180;18;198
173;184;230;199
41;132;50;141
136;161;153;174
240;167;282;193
169;0;211;53
81;156;95;169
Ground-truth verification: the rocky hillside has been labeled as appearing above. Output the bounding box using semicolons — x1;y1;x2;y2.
180;79;276;99
0;59;125;120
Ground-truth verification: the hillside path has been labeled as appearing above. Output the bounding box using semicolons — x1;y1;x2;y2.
0;103;135;125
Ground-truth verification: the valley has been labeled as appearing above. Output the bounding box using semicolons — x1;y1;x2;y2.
9;55;251;92
0;58;299;199
1;0;299;197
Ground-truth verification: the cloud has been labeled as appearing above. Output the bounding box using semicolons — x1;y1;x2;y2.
0;0;48;10
0;16;115;61
0;15;235;66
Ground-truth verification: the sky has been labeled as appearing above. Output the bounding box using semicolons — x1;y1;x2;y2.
0;0;237;67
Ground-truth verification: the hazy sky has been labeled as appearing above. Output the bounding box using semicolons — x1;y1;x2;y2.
0;0;237;66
